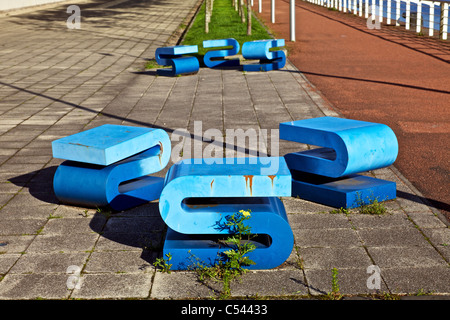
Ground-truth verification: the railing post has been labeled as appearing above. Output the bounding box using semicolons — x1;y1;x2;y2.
365;0;369;18
387;0;392;24
379;0;383;23
406;0;411;30
271;0;275;23
416;1;422;33
396;0;400;26
359;0;362;16
259;0;262;13
429;2;434;37
440;2;449;40
372;0;376;21
290;0;296;41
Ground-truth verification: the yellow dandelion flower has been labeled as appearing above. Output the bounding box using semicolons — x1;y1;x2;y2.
240;210;251;218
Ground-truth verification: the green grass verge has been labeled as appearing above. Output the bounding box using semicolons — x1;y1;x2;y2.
182;0;273;57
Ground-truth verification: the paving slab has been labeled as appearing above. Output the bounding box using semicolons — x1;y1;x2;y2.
70;273;154;299
9;252;90;274
83;250;154;274
366;247;448;269
299;247;373;270
357;226;431;248
151;271;215;299
294;228;362;248
229;269;308;297
382;267;450;295
305;268;389;296
0;274;71;299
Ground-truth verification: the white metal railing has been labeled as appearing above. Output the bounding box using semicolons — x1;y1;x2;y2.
303;0;450;40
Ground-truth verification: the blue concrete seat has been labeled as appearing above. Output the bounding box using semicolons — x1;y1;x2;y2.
155;45;199;76
159;157;294;270
52;124;171;211
280;117;398;208
203;38;240;68
242;39;286;72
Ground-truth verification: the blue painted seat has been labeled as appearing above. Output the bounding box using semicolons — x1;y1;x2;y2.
52;124;171;211
203;38;240;68
159;157;294;270
280;117;398;208
155;45;199;76
242;39;286;72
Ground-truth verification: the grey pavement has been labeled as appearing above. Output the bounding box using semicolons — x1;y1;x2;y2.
0;0;449;300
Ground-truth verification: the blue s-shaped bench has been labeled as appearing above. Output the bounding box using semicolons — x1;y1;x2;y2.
159;157;294;270
203;38;240;68
242;39;286;72
280;117;398;208
155;45;200;76
52;124;171;211
155;38;286;75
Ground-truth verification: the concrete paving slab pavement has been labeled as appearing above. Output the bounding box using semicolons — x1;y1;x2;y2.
0;0;448;300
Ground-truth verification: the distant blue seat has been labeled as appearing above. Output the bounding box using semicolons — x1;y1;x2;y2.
242;39;286;72
52;124;171;211
155;45;199;76
280;117;398;208
203;38;240;68
159;157;294;270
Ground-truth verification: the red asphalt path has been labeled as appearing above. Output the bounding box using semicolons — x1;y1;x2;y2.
255;0;450;221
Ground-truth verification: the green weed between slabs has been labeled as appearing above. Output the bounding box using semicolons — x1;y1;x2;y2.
144;59;160;69
327;267;343;300
154;253;173;274
154;209;256;299
356;193;387;215
182;0;273;58
330;193;387;215
192;209;256;299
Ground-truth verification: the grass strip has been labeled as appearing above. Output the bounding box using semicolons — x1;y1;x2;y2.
182;0;272;57
145;0;274;69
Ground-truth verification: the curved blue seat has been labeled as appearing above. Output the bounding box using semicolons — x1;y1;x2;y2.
159;157;294;270
155;45;199;76
203;38;240;68
242;39;286;72
280;117;398;208
52;125;171;211
280;117;398;178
